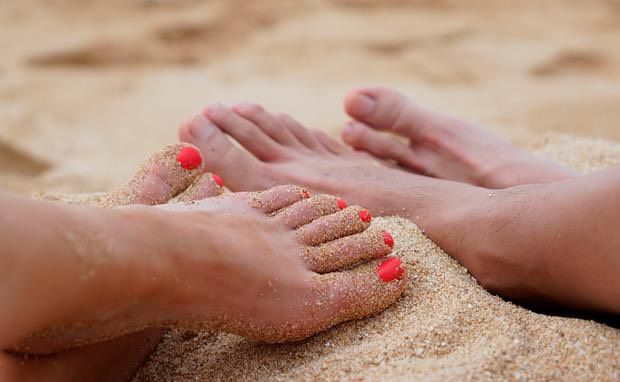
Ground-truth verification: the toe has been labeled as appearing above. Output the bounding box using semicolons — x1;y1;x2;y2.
277;113;324;151
342;121;426;172
303;228;394;273
313;256;407;327
233;103;299;147
312;129;349;155
100;143;204;207
296;206;372;246
276;194;347;229
180;113;270;191
344;86;439;140
252;185;309;214
176;173;224;202
204;103;285;161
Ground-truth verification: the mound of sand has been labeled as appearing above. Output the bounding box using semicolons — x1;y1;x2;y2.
129;134;619;381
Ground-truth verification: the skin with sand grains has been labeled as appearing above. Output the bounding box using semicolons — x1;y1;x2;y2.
179;86;619;315
0;143;405;381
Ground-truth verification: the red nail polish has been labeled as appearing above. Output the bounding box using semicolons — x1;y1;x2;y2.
303;190;310;199
358;209;371;223
377;257;404;282
212;174;223;187
383;231;394;248
337;198;347;210
176;147;202;170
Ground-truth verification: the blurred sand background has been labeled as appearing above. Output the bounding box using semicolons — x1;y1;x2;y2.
2;0;620;195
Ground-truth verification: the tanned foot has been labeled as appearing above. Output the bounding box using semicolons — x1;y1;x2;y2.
342;86;579;188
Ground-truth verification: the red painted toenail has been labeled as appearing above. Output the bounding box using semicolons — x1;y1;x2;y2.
358;209;371;223
212;174;223;187
337;198;347;210
377;257;404;282
176;147;202;170
383;232;394;248
303;190;310;199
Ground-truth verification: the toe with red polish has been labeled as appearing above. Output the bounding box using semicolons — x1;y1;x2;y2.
337;198;347;210
377;257;404;282
358;209;372;223
212;174;224;187
383;231;394;248
176;147;202;170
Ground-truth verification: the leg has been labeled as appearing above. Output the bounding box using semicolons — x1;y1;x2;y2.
5;144;222;381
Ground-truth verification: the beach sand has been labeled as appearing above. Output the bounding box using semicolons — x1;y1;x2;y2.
129;135;620;382
1;0;619;380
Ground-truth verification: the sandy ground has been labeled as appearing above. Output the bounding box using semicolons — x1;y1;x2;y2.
1;0;619;380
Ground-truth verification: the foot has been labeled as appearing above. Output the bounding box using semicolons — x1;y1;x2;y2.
177;105;562;305
342;86;579;188
22;185;405;348
153;185;407;342
178;106;485;233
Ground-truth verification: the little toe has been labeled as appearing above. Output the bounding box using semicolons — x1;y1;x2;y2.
233;103;299;147
344;86;439;140
342;120;426;172
100;143;203;207
252;185;309;214
303;228;394;273
204;103;284;161
313;256;407;328
277;113;324;151
276;194;347;229
176;173;224;202
180;113;270;191
296;206;372;246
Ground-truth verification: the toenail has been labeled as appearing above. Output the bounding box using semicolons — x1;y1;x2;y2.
176;146;202;170
303;190;310;199
358;209;372;223
377;257;404;282
212;174;223;187
383;232;394;248
353;94;375;117
337;198;347;210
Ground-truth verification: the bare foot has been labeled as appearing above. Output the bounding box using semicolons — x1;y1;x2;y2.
342;86;579;188
178;107;485;234
175;105;559;305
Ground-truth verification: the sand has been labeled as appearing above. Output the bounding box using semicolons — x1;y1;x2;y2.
127;136;619;382
1;0;619;380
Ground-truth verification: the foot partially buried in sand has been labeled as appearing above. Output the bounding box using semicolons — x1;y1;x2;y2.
180;87;619;316
2;144;406;381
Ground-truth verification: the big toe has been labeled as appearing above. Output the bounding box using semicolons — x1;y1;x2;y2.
179;113;269;192
310;256;407;334
344;86;436;140
100;143;204;207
